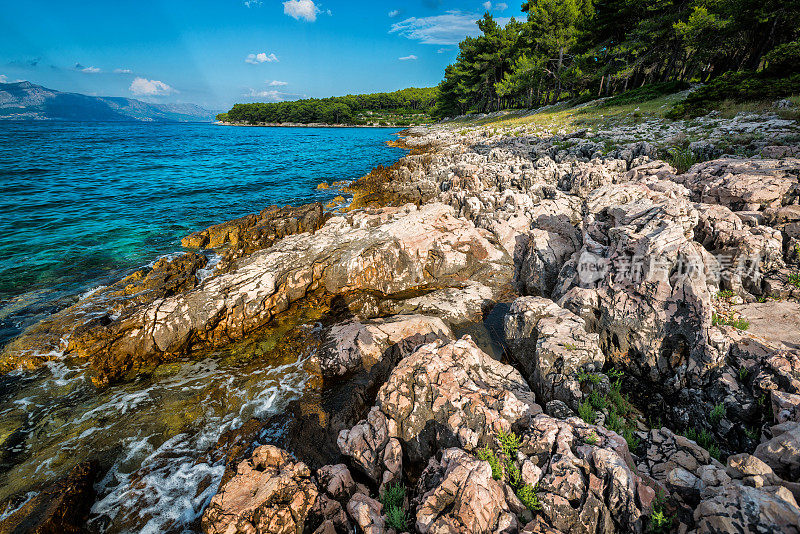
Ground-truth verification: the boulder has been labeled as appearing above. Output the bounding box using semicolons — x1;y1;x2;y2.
3;203;510;385
754;421;800;480
414;448;518;534
201;445;318;534
316;314;453;378
504;296;605;410
337;336;540;483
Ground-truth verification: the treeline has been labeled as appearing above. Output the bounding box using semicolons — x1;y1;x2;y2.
218;87;437;124
435;0;800;117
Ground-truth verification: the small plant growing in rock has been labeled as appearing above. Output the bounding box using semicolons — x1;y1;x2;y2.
564;342;579;351
698;429;714;449
578;399;597;424
380;482;407;531
745;426;760;440
589;389;608;410
384;503;408;531
788;272;800;289
517;483;543;512
586;431;599;445
477;447;503;480
738;367;748;382
682;427;698;442
649;489;673;533
664;145;698;174
716;289;735;299
623;427;641;452
497;430;521;459
709;403;726;425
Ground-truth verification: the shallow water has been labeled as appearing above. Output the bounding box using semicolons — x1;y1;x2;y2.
0;122;405;531
0;122;405;345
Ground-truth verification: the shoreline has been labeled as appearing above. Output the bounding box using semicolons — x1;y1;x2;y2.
3;104;800;533
215;120;426;129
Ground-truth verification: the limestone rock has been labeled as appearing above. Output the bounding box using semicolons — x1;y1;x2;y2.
504;296;605;410
337;336;540;482
201;445;318;534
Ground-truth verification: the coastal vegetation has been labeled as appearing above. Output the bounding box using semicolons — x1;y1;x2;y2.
216;87;436;125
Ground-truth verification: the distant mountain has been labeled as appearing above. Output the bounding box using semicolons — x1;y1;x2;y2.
0;81;216;122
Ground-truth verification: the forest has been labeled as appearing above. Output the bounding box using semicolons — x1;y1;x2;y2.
435;0;800;117
217;87;437;125
220;0;800;124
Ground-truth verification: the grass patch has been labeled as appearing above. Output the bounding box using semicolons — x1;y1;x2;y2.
712;312;750;330
788;272;800;289
578;399;597;424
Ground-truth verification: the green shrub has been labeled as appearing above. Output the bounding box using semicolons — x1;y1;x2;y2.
623;427;641;452
578;399;597;424
738;367;748;382
477;447;503;480
497;430;521;459
380;482;407;531
649;489;673;533
682;427;698;442
516;483;543;512
709;403;726;425
788;272;800;289
586;432;599;445
589;389;608;411
600;81;689;107
698;429;714;449
664;146;698;174
716;290;735;299
667;71;800;118
385;503;408;531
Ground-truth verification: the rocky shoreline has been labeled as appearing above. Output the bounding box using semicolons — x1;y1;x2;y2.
2;111;800;533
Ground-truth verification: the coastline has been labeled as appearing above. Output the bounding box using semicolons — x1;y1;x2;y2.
2;104;800;533
215;120;424;128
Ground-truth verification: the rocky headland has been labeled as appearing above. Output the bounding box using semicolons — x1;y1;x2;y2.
2;104;800;533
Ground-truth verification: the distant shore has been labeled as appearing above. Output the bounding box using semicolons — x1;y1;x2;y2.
215;121;423;128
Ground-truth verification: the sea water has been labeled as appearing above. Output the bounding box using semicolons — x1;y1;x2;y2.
0;122;406;532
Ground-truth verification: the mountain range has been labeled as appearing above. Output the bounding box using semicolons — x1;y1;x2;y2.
0;81;216;122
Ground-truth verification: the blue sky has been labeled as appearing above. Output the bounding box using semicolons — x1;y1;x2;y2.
0;0;524;111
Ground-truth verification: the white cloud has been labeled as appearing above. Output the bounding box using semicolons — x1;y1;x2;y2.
437;48;449;54
114;68;132;74
390;10;510;45
75;63;100;73
130;77;176;96
496;2;508;10
482;1;491;9
388;10;400;17
283;0;320;22
390;11;481;45
268;80;288;86
244;0;261;6
0;74;7;83
399;55;418;61
245;52;279;64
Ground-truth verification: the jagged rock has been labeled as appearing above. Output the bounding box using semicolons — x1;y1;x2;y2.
515;216;581;297
672;158;800;211
379;281;498;327
3;203;510;385
414;448;519;534
504;296;605;410
346;494;385;534
0;461;99;534
772;390;800;423
201;445;318;534
316;314;453;378
182;202;328;258
692;481;800;533
337;336;540;483
519;415;655;533
754;421;800;480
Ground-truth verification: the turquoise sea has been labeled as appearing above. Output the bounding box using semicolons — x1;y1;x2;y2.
0;122;405;533
0;122;405;346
